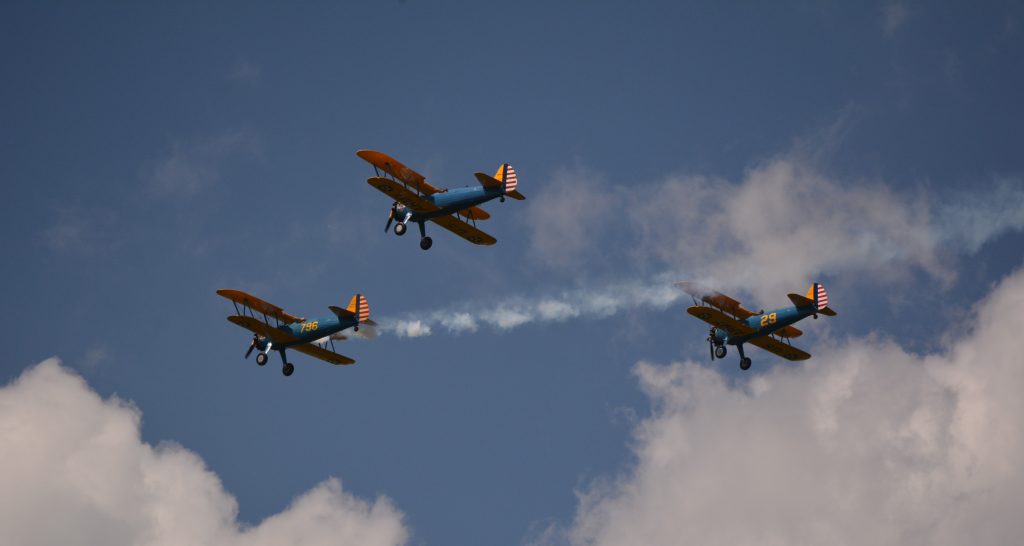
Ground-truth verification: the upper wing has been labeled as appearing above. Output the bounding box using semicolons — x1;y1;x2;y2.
748;335;811;361
430;215;497;245
367;177;440;212
686;306;756;337
292;343;356;365
356;150;443;195
227;315;299;344
676;282;757;319
218;289;304;324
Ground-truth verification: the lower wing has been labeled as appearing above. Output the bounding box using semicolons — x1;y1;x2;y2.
367;177;440;212
748;336;811;361
430;215;497;245
292;343;356;365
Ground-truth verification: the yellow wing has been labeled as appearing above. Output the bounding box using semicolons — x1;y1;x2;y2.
774;325;803;338
356;150;443;195
686;307;810;360
457;205;490;221
430;214;497;245
686;306;756;337
292;343;356;365
218;289;304;324
676;282;758;319
367;177;440;212
748;336;811;361
227;315;299;344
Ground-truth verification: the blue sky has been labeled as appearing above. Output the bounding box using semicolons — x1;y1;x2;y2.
3;2;1024;545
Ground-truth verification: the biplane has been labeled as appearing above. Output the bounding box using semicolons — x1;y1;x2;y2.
216;289;374;377
356;149;525;250
676;281;837;370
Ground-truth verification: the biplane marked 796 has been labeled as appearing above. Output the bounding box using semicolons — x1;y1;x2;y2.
217;289;374;377
676;281;837;370
357;149;525;250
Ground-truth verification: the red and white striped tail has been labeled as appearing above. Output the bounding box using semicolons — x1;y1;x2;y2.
493;164;517;193
805;283;829;310
347;294;371;323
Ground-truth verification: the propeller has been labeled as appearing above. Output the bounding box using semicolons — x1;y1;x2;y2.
384;202;398;232
244;334;259;359
707;327;716;361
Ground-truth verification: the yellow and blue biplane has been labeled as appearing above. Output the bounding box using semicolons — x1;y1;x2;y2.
217;289;374;377
357;150;525;250
677;281;837;370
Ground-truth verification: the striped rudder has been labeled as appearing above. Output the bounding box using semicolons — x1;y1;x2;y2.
493;163;518;193
804;283;829;310
346;293;371;323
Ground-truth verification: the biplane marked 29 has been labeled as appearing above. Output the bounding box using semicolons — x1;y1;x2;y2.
676;281;837;370
357;149;525;250
217;289;374;377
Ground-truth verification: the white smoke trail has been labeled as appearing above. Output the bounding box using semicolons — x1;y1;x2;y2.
379;274;686;338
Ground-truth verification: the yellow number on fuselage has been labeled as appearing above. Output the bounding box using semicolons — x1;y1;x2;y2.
301;321;319;333
759;313;778;328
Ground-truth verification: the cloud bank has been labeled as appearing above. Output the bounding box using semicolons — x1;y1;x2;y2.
383;160;1023;338
526;158;1024;300
540;266;1024;545
0;360;409;546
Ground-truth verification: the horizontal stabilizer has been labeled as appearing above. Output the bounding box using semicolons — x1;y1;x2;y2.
819;307;837;316
329;305;356;318
787;293;814;307
474;172;502;188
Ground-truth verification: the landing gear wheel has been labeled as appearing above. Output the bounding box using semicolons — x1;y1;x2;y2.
739;357;752;371
420;236;433;250
714;345;727;359
256;352;268;366
282;362;295;377
394;223;407;236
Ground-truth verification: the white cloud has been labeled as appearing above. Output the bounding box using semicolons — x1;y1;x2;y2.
882;1;910;35
148;131;261;197
522;165;615;269
377;162;1023;340
544;266;1024;546
0;359;409;546
526;157;1024;303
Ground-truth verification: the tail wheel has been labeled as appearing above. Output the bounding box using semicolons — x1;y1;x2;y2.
420;237;433;250
714;345;727;359
739;357;752;371
394;223;407;236
282;363;295;377
256;352;268;366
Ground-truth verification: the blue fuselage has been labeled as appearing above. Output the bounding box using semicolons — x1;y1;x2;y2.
714;304;818;346
400;185;505;221
256;314;358;351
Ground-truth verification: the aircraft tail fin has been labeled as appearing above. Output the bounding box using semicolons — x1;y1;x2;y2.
346;293;371;323
803;283;837;316
494;163;525;200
